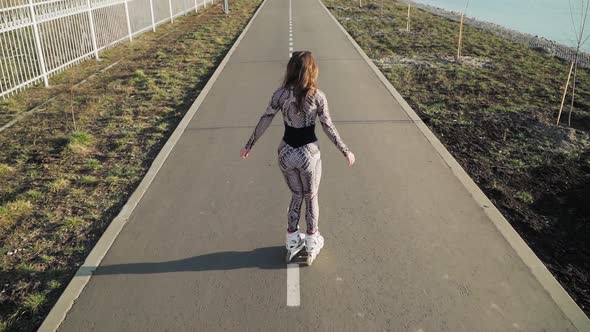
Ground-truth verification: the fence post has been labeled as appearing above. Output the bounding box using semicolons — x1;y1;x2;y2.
149;0;156;31
124;0;133;40
86;0;100;59
169;0;174;23
27;0;49;86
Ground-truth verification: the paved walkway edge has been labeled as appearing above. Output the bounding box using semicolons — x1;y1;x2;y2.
318;1;590;330
37;2;268;330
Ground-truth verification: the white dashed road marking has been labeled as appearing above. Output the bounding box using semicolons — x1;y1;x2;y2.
285;0;300;308
287;263;300;306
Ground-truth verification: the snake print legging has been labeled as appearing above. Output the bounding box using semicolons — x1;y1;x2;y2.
278;140;322;234
245;86;349;235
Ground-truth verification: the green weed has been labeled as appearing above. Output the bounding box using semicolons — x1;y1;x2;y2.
67;131;95;155
53;131;95;155
516;191;534;204
16;262;38;275
23;293;45;313
83;158;102;172
40;254;54;264
80;175;98;185
47;280;61;290
23;190;43;201
131;70;159;94
60;217;85;231
47;178;70;193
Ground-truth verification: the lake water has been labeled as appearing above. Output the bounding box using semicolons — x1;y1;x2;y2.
414;0;590;51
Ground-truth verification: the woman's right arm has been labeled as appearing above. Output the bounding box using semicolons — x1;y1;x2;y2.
243;89;286;154
317;91;349;155
316;91;355;166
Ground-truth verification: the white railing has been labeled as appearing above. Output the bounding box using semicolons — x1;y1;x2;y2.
0;0;211;98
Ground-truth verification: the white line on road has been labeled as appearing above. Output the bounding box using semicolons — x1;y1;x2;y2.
287;263;300;306
288;0;293;57
286;0;299;307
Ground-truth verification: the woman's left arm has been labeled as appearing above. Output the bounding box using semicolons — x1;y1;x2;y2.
317;91;349;156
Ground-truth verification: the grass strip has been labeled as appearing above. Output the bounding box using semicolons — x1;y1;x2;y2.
325;0;590;315
0;0;262;330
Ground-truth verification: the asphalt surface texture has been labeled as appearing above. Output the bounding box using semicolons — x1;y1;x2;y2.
57;0;577;330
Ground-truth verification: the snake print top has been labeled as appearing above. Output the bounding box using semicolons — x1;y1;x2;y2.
245;86;349;156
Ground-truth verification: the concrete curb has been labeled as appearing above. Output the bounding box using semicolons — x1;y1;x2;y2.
37;1;268;330
318;1;590;331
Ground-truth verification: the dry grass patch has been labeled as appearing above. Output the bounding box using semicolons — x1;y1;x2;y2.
0;200;33;232
47;179;70;193
0;164;14;179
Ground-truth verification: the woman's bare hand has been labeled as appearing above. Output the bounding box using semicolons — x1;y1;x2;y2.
346;151;355;167
240;148;250;159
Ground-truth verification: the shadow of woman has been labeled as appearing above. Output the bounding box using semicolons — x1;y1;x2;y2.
80;246;286;277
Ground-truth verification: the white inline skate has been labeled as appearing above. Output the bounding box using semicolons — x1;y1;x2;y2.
285;231;305;263
305;232;324;266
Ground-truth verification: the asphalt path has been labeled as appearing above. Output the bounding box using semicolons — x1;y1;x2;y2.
57;0;578;330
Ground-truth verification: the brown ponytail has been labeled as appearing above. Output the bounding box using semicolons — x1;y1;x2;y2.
283;51;319;112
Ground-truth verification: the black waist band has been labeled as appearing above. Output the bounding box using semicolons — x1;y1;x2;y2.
283;124;317;148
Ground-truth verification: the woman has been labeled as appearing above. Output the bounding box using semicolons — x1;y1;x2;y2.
240;51;355;265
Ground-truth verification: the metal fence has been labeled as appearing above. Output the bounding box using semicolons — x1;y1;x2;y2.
0;0;213;98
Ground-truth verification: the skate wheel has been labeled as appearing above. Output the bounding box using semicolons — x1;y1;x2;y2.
306;255;313;266
285;252;290;263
